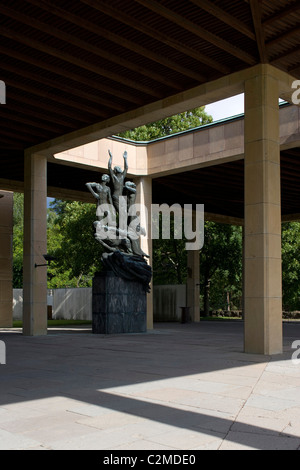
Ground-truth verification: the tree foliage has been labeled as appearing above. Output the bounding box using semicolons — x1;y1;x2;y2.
118;107;213;141
47;200;104;288
152;220;243;313
282;222;300;311
200;222;242;314
12;193;24;288
152;215;187;285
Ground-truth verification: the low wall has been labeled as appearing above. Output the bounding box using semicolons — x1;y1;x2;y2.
13;288;92;321
13;285;186;322
52;288;92;320
153;285;186;322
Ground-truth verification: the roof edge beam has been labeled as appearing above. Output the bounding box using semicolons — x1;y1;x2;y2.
26;64;297;159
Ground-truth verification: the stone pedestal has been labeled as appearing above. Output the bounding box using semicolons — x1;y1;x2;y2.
92;271;147;334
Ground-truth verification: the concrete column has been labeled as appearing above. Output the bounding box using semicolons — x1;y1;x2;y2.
0;191;13;327
135;176;153;330
244;67;282;354
23;152;48;336
186;250;200;322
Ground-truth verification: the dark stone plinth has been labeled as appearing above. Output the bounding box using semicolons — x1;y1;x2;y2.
92;271;147;334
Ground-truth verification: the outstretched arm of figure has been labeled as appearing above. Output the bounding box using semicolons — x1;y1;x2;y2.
123;150;128;177
86;182;99;200
108;149;114;178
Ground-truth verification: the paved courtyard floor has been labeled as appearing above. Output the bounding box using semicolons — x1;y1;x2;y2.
0;321;300;450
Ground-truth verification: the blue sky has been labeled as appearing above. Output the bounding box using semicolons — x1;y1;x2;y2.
205;93;244;121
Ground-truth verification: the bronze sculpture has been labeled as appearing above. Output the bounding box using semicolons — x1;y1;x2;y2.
86;174;113;222
86;150;152;291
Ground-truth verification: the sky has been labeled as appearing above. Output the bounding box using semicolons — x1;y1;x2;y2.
204;93;286;121
205;93;244;121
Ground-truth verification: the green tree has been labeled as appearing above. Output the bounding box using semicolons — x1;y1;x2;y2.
200;223;242;315
12;192;24;288
282;222;300;311
118;107;213;141
47;200;104;287
152;215;187;285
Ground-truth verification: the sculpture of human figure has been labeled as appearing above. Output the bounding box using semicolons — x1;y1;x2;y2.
124;180;149;258
85;174;114;222
108;149;128;222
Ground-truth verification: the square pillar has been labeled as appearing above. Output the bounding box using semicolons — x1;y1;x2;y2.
244;67;282;354
23;152;48;336
135;176;153;330
186;250;200;322
0;191;13;327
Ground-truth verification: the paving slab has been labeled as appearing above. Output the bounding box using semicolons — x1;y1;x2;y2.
0;321;300;450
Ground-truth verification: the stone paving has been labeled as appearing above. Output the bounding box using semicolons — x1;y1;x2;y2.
0;321;300;450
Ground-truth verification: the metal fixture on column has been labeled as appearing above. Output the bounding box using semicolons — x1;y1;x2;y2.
35;254;57;268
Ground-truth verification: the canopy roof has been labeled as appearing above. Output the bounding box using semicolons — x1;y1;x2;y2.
1;1;300;152
0;0;299;219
